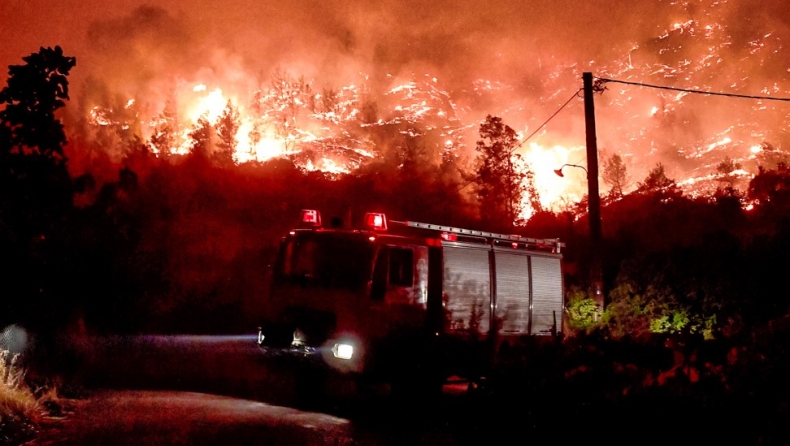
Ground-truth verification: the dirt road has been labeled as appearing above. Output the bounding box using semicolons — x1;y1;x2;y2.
27;390;368;446
22;334;489;446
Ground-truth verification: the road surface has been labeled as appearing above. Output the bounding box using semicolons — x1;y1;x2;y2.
28;390;365;446
23;334;504;446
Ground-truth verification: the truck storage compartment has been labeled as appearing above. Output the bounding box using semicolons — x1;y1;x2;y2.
442;244;491;335
530;254;563;335
493;250;530;335
442;243;564;338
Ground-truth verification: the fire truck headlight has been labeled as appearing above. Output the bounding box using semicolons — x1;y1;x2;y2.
331;343;354;360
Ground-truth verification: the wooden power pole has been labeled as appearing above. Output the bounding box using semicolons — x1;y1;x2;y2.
582;72;604;308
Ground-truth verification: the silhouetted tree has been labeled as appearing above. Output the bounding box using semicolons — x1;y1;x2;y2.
149;98;178;160
473;115;539;228
0;46;76;235
73;166;147;332
214;100;240;167
602;153;629;198
716;156;742;188
0;46;76;209
438;142;468;185
0;46;76;327
754;141;789;170
713;156;744;202
635;162;680;198
748;163;790;206
188;114;213;158
398;130;429;175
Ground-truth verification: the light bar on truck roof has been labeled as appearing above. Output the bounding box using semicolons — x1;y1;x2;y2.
364;212;388;231
390;220;565;252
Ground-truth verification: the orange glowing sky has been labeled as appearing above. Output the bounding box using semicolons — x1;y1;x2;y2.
3;0;790;211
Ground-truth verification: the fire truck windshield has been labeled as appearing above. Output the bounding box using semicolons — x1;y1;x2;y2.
275;233;376;291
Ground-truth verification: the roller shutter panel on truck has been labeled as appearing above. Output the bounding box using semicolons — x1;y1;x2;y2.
493;250;530;335
441;243;491;336
530;254;563;335
442;244;564;337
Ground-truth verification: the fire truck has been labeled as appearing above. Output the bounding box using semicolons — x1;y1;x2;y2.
256;209;565;398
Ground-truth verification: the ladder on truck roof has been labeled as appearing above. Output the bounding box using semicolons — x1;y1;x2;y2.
389;220;565;253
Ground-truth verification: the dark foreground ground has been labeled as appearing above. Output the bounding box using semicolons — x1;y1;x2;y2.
19;333;790;446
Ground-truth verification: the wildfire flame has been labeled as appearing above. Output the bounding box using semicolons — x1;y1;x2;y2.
77;0;790;218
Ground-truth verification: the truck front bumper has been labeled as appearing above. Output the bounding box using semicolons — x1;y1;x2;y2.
256;327;364;373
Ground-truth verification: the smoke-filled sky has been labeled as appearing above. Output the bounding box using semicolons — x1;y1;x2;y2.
3;0;790;204
1;0;664;85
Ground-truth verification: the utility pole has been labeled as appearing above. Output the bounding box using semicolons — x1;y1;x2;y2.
582;72;604;308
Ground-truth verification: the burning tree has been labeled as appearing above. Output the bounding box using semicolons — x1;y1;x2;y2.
473;115;540;229
254;68;315;152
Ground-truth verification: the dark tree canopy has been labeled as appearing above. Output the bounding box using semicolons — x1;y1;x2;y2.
214;100;240;167
0;46;77;329
188;114;213;158
0;46;76;234
150;99;178;159
716;155;742;189
0;46;75;161
635;162;680;198
602;153;629;198
748;163;790;204
473;115;539;229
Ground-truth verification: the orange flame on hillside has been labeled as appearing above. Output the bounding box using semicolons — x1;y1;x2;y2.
80;2;790;218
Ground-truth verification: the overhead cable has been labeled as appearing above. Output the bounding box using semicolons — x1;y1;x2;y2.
453;88;583;194
510;89;583;154
596;76;790;102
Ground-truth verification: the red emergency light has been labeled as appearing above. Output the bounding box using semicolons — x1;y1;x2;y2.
300;209;322;227
364;212;387;231
440;232;457;241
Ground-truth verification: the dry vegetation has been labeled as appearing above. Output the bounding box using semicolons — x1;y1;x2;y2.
0;350;63;446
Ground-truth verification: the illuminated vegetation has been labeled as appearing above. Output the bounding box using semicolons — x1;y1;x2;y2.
0;350;51;445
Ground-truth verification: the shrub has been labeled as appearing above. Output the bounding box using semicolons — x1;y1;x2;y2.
0;350;48;445
565;287;603;333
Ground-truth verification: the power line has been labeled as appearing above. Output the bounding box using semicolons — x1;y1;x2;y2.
451;88;583;194
596;76;790;102
509;88;583;154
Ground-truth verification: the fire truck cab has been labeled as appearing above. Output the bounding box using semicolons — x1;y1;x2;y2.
257;210;565;396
